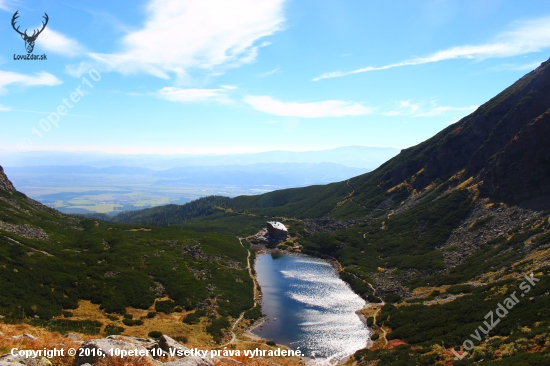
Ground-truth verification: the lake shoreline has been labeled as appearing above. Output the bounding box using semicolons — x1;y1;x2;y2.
247;248;370;365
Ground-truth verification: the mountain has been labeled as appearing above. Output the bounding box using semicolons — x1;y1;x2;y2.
0;165;15;192
224;59;550;219
112;59;550;364
6;163;366;189
0;146;399;170
0;165;256;345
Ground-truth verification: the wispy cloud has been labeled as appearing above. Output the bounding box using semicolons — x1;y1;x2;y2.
0;70;62;93
155;87;230;103
414;105;478;117
38;28;86;57
489;60;543;72
261;67;280;77
314;16;550;81
0;104;10;111
244;95;375;118
0;0;14;11
384;100;477;117
83;0;285;80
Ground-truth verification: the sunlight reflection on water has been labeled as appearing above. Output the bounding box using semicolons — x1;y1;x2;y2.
252;255;370;365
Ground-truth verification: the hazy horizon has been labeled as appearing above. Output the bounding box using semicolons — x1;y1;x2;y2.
3;1;550;155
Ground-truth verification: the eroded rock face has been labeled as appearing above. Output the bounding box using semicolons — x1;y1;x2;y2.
159;335;189;354
0;221;49;241
0;353;51;365
73;335;213;366
0;166;15;193
74;337;153;365
163;357;214;366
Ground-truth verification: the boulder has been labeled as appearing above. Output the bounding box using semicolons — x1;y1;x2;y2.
65;333;83;341
75;337;153;365
0;354;51;366
163;357;213;366
158;335;188;355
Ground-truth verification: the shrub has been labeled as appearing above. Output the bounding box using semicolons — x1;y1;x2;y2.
206;317;230;343
371;333;380;341
155;300;175;314
148;331;162;339
446;284;475;294
122;319;143;326
123;314;133;319
266;340;276;346
105;324;124;335
384;294;402;303
147;312;157;318
174;336;188;344
244;307;262;321
183;310;206;325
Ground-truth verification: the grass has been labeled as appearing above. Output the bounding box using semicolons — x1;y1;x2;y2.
0;188;253;345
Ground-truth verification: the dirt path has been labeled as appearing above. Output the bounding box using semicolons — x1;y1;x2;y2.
221;237;260;347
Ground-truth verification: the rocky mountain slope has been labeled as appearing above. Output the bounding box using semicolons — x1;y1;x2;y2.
0;167;256;350
224;59;550;219
110;59;550;364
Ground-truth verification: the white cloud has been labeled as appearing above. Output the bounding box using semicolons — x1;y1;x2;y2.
156;87;229;103
38;28;86;57
414;105;478;117
384;100;477;117
314;16;550;81
490;60;543;72
86;0;285;79
0;104;10;111
383;100;420;116
0;70;62;93
244;95;375;118
0;0;13;11
261;67;280;77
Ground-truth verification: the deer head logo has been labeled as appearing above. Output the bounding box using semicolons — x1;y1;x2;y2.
12;11;49;54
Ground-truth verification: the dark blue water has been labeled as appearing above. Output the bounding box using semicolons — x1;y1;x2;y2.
252;253;369;364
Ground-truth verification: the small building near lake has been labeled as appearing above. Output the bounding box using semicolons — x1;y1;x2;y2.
266;221;288;240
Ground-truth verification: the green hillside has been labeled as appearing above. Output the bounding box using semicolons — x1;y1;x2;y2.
102;59;550;364
0;167;253;342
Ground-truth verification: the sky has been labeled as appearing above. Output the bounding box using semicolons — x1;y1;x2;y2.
2;0;550;155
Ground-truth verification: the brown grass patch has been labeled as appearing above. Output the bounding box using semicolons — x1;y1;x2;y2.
0;322;83;366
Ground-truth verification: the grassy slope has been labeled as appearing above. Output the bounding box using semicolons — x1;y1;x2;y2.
0;188;253;343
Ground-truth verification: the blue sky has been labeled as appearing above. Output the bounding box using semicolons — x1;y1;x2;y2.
1;0;550;155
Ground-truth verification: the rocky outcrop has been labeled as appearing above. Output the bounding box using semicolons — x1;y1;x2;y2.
0;354;51;365
74;336;156;365
303;217;370;234
479;110;550;206
0;221;49;240
0;166;15;193
440;201;542;268
73;335;212;366
164;358;213;366
159;335;188;354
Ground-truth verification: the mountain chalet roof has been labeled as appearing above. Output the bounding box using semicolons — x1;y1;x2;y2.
267;221;287;232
